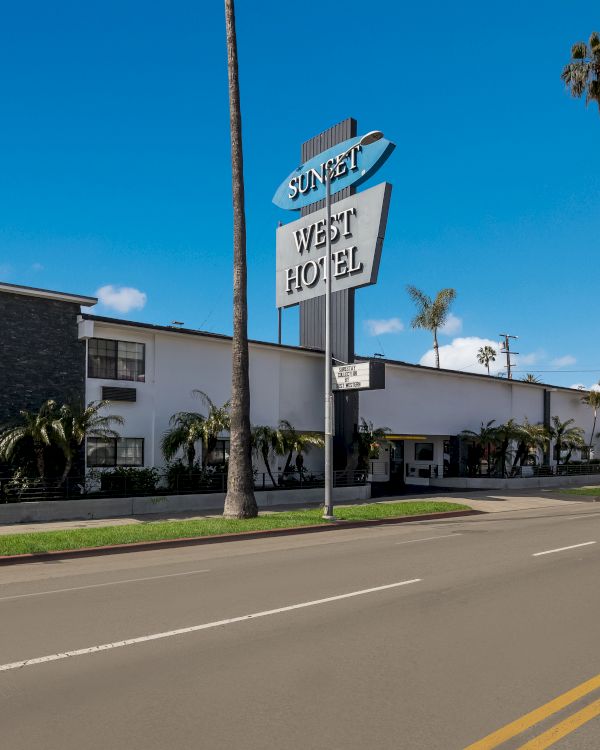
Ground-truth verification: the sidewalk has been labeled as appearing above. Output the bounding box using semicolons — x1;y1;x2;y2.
0;489;582;536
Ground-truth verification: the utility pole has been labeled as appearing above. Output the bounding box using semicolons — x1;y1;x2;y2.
499;333;518;379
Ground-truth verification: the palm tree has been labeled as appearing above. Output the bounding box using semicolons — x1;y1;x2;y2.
0;399;59;480
192;391;231;467
406;285;456;368
355;418;390;470
580;385;600;455
510;419;549;474
548;417;585;467
251;425;282;487
161;412;205;471
477;346;497;375
561;32;600;114
278;420;325;477
461;420;497;476
223;0;257;519
494;419;522;477
53;400;124;485
522;373;541;384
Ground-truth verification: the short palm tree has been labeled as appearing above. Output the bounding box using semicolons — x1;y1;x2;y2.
355;418;390;470
511;419;549;474
580;385;600;454
192;390;231;467
561;32;600;113
251;425;283;487
406;285;456;368
477;346;497;375
522;373;541;384
53;400;124;485
494;418;522;477
0;399;59;480
161;412;206;471
548;417;585;466
461;420;497;476
278;419;324;476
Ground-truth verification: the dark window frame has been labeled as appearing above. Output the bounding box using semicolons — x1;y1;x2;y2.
206;439;230;466
414;442;434;461
87;437;145;468
88;338;146;382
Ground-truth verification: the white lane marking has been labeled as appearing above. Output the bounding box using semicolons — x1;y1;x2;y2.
533;541;597;557
0;569;211;602
0;579;421;672
565;513;600;521
395;533;462;545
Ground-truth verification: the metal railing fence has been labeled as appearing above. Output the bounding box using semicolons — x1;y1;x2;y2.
0;469;367;504
454;462;600;480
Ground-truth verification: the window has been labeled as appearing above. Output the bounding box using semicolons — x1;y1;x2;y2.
88;338;145;382
580;447;591;461
117;438;144;466
87;438;144;467
414;442;434;461
88;339;117;380
206;439;230;466
87;437;116;467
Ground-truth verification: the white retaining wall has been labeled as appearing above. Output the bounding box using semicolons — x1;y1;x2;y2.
430;475;600;491
0;484;371;525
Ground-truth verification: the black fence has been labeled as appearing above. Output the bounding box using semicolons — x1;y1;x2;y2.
0;469;367;504
455;463;600;480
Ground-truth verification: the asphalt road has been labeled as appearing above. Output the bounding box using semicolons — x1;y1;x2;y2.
3;501;600;749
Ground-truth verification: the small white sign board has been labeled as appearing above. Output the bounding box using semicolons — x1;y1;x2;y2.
333;362;372;391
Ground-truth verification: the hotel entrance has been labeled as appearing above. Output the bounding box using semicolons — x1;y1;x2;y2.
389;440;405;489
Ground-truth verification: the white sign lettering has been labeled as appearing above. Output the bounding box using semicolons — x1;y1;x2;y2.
276;183;392;308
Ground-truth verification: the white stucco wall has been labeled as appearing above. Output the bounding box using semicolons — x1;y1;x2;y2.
359;363;598;468
81;320;324;472
81;318;597;474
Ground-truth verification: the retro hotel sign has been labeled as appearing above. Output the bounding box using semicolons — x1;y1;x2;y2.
273;132;395;309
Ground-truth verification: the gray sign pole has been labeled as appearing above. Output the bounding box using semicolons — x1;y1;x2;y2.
323;168;334;519
321;130;385;520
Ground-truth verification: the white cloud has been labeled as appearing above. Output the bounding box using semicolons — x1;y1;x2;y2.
419;336;505;374
364;317;404;336
571;382;600;392
439;314;462;336
96;285;147;313
519;350;544;366
32;262;44;271
551;355;576;368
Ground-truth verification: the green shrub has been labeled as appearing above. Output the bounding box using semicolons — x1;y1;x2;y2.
100;467;160;495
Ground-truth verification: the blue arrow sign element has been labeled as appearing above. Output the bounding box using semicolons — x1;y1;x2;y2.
273;134;395;211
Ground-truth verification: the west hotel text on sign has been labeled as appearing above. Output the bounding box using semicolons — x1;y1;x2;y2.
275;182;392;308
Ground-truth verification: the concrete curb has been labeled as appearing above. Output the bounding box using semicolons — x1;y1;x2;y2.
0;509;481;565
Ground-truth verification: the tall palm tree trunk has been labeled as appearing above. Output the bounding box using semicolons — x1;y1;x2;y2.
223;0;257;519
591;409;597;453
433;329;440;368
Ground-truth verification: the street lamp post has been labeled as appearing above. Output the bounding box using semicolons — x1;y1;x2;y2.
322;130;384;520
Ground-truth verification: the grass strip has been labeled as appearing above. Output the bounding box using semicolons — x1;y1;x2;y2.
0;501;470;556
559;487;600;496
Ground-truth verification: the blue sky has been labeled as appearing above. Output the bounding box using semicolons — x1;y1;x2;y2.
1;1;599;387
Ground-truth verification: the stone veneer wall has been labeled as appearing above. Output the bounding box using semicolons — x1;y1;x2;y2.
0;291;85;425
